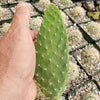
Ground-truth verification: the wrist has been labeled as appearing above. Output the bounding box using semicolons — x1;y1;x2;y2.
0;74;31;100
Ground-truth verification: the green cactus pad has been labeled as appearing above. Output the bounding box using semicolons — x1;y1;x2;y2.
35;4;69;100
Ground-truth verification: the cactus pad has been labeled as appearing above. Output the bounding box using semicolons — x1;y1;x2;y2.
35;4;69;100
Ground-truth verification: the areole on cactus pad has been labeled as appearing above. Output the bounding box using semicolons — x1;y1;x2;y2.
35;4;69;100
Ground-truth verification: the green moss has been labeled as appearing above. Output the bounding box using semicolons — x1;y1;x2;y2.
88;12;100;20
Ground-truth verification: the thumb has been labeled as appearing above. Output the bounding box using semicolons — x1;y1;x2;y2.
10;2;30;31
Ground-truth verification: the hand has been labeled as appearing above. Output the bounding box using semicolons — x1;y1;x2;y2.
0;2;38;100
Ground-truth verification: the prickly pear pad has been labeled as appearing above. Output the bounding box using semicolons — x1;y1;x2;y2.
35;4;69;100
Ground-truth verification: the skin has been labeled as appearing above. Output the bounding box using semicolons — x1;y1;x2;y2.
0;2;38;100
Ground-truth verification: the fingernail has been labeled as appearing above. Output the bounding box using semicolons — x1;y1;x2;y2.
16;2;28;9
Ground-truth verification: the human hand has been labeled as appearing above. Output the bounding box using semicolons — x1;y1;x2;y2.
0;2;38;100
